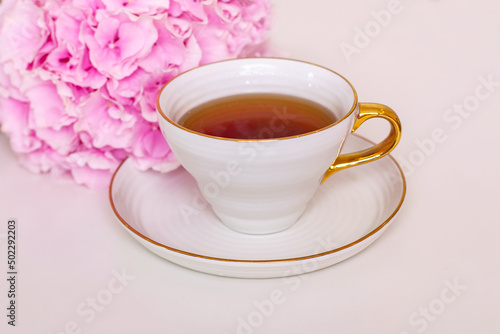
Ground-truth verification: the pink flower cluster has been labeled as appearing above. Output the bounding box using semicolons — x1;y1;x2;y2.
0;0;272;188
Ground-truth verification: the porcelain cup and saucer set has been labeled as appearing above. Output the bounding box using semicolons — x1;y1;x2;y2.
109;58;406;279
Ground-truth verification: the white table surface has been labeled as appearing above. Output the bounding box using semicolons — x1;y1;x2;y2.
2;0;500;333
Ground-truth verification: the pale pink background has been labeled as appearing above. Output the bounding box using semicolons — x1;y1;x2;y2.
1;0;499;333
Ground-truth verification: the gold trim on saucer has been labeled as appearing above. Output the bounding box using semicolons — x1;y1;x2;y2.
108;135;406;264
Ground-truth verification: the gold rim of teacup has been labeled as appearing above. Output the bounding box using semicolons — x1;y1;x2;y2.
156;57;359;142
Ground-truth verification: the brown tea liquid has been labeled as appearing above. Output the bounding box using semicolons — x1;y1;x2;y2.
178;93;337;139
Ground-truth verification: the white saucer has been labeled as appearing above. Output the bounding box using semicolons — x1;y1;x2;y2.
109;135;406;278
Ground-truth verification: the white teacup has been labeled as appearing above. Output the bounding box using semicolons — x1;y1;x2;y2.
156;58;401;234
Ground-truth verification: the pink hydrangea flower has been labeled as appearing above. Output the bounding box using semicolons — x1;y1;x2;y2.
0;0;273;188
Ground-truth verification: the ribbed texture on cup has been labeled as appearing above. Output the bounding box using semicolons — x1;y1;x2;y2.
157;59;357;234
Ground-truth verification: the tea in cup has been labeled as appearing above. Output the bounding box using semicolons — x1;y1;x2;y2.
156;58;401;234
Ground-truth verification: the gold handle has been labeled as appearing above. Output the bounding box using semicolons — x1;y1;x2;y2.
322;103;402;182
